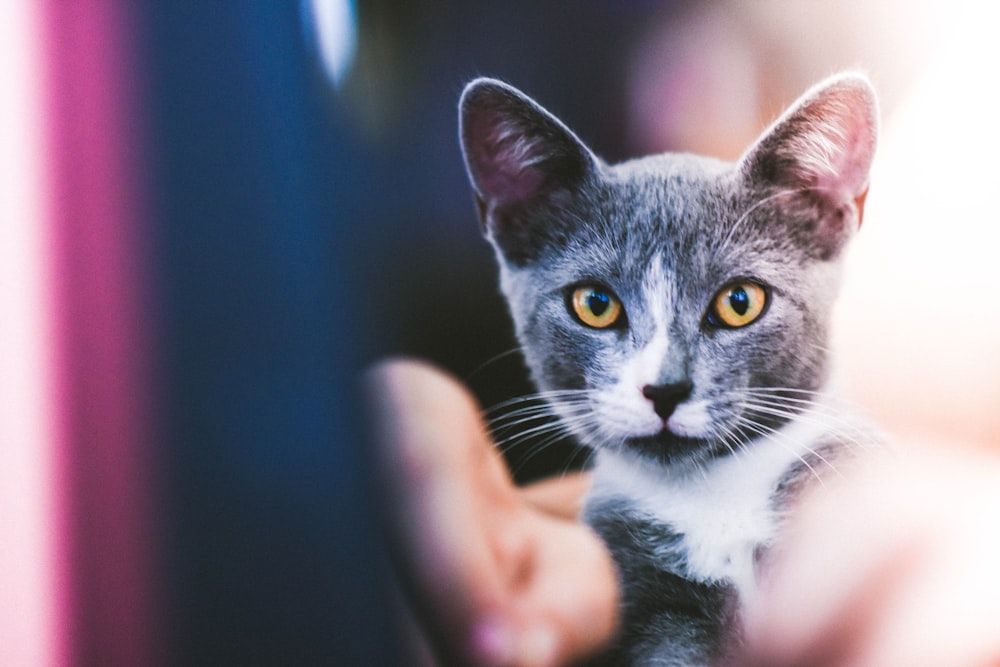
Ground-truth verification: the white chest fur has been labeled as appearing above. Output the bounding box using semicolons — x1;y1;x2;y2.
587;412;832;603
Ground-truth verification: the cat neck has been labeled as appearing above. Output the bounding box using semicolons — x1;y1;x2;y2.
585;389;846;603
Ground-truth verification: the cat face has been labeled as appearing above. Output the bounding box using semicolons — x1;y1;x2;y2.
460;76;877;468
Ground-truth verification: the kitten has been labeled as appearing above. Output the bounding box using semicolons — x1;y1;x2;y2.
459;74;880;665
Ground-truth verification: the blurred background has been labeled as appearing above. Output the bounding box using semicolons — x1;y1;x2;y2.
2;0;998;664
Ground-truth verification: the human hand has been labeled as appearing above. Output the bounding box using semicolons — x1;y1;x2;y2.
740;444;1000;667
365;359;618;666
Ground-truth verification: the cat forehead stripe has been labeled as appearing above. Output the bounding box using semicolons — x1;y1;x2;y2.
643;253;671;335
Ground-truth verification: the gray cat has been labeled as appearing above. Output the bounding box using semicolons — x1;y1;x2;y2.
459;74;880;665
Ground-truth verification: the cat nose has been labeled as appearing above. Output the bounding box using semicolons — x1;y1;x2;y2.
642;381;693;421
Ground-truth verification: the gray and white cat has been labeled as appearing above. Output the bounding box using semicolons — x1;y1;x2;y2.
459;74;880;665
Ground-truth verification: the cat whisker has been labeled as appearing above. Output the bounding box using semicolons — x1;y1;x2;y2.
711;421;753;462
486;400;584;428
806;341;837;357
483;388;591;416
493;419;577;462
464;345;527;382
730;413;830;486
742;405;868;482
505;428;580;479
497;416;584;445
732;403;849;473
742;388;878;445
739;402;836;442
489;402;585;425
502;410;610;480
716;188;807;256
740;386;830;398
739;396;877;454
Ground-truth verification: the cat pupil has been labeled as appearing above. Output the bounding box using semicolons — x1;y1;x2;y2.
588;291;610;316
729;287;749;316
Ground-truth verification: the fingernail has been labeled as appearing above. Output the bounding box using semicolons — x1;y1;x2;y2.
471;616;515;666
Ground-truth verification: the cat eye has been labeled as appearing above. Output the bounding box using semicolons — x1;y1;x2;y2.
569;285;624;329
707;281;768;328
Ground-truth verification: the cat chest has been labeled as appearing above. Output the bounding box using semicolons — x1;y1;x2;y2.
586;443;803;602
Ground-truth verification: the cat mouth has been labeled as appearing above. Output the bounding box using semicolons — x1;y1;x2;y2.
623;429;723;466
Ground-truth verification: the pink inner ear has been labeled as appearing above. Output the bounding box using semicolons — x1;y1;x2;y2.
746;76;877;201
477;162;546;207
806;104;875;200
469;118;552;206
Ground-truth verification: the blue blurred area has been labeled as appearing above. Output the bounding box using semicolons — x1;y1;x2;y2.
141;3;397;663
139;1;656;662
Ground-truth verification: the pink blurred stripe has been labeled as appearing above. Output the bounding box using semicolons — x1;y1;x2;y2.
0;1;64;664
43;1;158;665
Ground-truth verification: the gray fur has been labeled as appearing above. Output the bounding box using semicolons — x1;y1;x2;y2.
460;75;879;665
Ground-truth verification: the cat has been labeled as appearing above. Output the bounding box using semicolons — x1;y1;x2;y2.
459;73;880;665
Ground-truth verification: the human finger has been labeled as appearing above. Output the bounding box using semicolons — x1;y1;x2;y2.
742;449;1000;667
366;359;618;666
366;358;517;663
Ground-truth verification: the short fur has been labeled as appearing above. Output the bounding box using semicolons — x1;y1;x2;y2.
460;74;880;665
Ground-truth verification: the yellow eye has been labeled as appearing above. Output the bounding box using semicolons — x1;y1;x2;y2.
570;285;624;329
709;282;767;328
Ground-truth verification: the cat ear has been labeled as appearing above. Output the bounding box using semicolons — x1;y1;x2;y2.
740;73;878;237
459;78;598;261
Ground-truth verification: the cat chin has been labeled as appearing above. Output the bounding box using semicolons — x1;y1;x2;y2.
620;431;729;468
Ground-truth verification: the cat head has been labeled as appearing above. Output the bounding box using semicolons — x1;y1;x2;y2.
459;74;877;468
